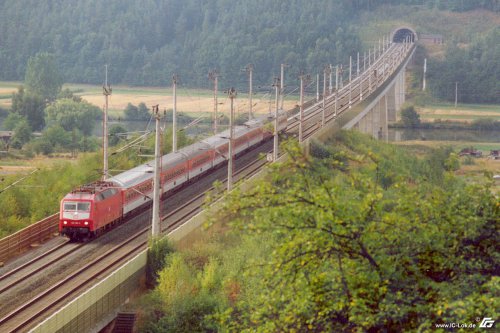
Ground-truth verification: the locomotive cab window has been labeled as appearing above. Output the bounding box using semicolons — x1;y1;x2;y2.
78;202;90;211
63;202;77;211
63;202;90;211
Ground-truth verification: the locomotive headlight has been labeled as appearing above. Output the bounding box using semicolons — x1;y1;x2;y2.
63;221;68;225
84;221;89;226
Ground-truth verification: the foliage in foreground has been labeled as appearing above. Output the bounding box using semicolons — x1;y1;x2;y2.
138;131;499;332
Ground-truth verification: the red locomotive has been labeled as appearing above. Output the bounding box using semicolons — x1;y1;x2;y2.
59;112;287;241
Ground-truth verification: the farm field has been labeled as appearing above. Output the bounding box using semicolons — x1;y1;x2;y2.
395;139;500;153
0;81;299;118
417;103;500;122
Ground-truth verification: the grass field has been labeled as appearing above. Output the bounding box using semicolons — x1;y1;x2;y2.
417;103;500;122
0;81;298;117
395;140;500;152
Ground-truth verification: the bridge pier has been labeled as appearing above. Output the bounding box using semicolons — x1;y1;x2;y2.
395;70;406;115
355;94;389;141
387;84;397;123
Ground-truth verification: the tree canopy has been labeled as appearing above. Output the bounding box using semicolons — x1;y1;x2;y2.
11;86;46;131
0;1;497;102
400;104;421;128
428;27;500;104
137;131;499;332
24;52;63;101
44;98;101;136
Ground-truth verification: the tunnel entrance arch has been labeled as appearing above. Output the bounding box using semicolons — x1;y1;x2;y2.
392;27;417;43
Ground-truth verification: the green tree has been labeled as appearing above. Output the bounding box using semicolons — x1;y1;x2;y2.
30;138;54;155
24;52;63;101
45;98;100;136
45;98;100;154
57;88;82;102
3;112;25;130
146;237;175;287
123;103;139;120
43;125;72;147
109;124;127;146
124;102;151;120
11;118;32;148
209;133;498;332
11;86;46;131
137;102;150;120
400;104;421;128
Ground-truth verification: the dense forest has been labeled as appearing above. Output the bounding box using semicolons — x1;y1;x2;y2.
428;27;500;103
0;0;498;91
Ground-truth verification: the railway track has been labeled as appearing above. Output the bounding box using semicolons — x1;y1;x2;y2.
0;141;271;332
0;41;413;332
286;43;407;141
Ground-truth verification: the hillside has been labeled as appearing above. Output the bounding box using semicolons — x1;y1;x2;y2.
136;131;499;332
0;0;498;91
0;0;362;89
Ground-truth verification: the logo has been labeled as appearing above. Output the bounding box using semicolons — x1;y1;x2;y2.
479;318;495;328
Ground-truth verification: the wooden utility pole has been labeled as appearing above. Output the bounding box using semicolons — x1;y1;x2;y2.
245;64;253;120
151;105;161;237
102;64;112;180
172;74;178;152
208;70;219;134
455;82;458;108
227;87;236;191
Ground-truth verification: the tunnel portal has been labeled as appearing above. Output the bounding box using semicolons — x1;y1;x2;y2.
392;28;417;43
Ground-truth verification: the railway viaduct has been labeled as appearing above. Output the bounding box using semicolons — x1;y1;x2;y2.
309;26;417;146
1;27;417;333
346;26;417;138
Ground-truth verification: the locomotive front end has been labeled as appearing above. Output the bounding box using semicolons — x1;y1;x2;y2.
59;198;94;240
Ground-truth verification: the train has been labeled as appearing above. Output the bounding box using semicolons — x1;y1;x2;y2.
59;111;287;241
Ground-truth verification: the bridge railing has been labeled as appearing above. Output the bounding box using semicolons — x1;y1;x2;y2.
0;213;59;264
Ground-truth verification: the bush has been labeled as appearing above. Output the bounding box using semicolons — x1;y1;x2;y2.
146;236;175;287
30;139;54;155
400;104;421;128
3;113;26;130
109;124;127;146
